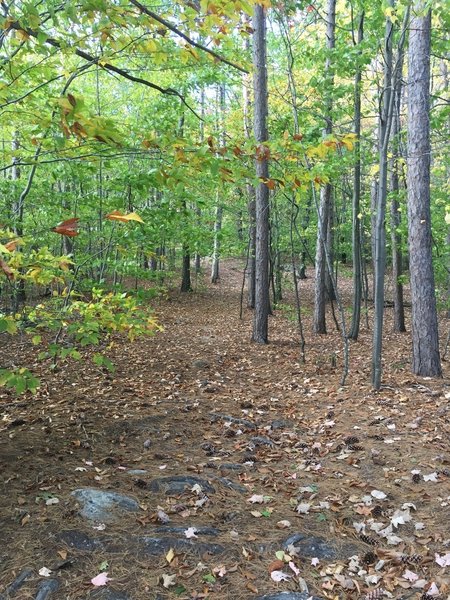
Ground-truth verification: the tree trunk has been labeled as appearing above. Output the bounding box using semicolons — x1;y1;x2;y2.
349;11;364;341
211;84;225;284
243;34;256;309
390;72;406;332
406;3;441;377
252;4;270;343
313;0;336;334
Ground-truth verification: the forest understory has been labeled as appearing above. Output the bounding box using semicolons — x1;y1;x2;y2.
1;260;449;600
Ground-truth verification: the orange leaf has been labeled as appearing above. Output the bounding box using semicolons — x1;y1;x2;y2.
0;258;14;280
105;211;144;224
264;179;276;190
51;217;80;237
4;240;19;251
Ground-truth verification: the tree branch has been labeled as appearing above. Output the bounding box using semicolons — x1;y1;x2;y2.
129;0;248;74
7;21;201;118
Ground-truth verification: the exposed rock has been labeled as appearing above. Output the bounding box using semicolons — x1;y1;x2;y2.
250;436;275;447
154;526;219;536
56;530;104;552
148;475;215;495
192;359;209;369
126;469;148;476
34;579;59;600
138;536;225;556
72;488;139;522
282;533;357;559
2;568;33;597
211;476;247;494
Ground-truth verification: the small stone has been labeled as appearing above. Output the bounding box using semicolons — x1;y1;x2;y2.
143;439;152;449
192;359;209;369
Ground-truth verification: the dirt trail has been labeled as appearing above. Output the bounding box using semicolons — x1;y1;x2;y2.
1;260;449;600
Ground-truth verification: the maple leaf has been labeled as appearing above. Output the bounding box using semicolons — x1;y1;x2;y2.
435;552;450;567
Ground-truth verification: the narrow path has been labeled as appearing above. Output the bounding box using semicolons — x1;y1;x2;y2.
1;261;449;600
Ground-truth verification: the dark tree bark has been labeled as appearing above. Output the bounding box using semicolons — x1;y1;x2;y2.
252;4;270;343
406;4;441;377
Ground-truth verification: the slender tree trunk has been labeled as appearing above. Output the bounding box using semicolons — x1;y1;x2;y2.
407;4;441;377
313;0;336;334
243;35;256;308
349;11;364;340
178;112;192;292
195;88;205;273
390;73;406;332
372;2;409;388
252;4;270;343
211;84;225;284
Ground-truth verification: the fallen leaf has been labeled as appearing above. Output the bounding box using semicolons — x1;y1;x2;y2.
39;567;52;577
161;573;177;588
270;570;291;582
91;572;111;586
166;548;175;563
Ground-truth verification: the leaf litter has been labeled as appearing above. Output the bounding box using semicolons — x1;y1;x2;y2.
0;260;449;599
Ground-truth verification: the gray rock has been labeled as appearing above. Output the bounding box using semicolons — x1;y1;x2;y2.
56;530;104;552
250;436;275;447
192;359;209;369
210;412;257;430
282;533;357;560
3;568;33;596
72;488;139;521
139;536;225;556
148;476;215;495
212;476;247;494
154;526;219;536
256;593;323;600
126;470;148;476
270;419;292;430
34;579;59;600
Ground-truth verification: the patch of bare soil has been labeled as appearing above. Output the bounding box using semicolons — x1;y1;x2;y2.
1;259;449;600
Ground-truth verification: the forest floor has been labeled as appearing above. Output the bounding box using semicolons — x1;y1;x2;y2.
1;259;449;600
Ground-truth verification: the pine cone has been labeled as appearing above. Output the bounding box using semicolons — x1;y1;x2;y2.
412;473;421;483
344;435;360;445
348;444;364;451
402;553;422;564
371;505;384;517
364;588;386;600
360;534;379;546
363;551;377;565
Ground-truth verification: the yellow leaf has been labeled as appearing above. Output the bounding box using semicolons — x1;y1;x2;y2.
166;548;175;563
445;213;450;225
105;211;144;223
370;164;380;177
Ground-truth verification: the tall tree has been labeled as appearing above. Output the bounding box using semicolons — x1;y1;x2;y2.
313;0;336;334
252;3;270;343
406;2;442;376
348;10;365;340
